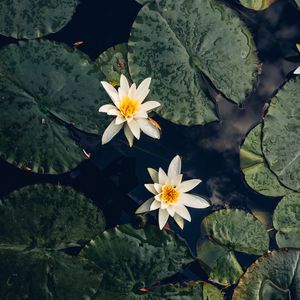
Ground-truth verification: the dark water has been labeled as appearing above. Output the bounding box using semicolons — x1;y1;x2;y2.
0;0;299;295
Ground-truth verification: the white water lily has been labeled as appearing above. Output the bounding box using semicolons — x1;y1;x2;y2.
135;155;210;230
99;74;161;147
294;66;300;74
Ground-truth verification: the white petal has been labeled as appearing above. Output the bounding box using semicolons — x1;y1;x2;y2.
136;77;151;102
167;205;176;217
169;174;183;187
120;74;130;93
150;200;161;211
115;116;126;125
140;101;161;112
148;168;158;183
179;179;202;193
136;119;160;139
118;86;127;101
144;184;157;195
175;205;191;222
135;198;154;214
154;183;162;193
127;118;140;140
101;119;123;145
173;214;184;229
158;168;168;185
158;208;169;230
101;81;120;104
99;104;116;113
124;124;134;147
180;194;210;209
134;111;148;119
294;66;300;74
168;155;182;179
128;83;137;99
107;108;121;116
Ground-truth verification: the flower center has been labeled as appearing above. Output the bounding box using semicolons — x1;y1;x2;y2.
161;185;179;205
119;96;139;117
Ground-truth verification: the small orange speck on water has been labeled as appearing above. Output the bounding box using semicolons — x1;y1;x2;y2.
73;41;84;47
139;288;150;292
148;117;161;130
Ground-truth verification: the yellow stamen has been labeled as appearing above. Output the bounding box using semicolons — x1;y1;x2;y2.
119;96;139;117
161;185;179;205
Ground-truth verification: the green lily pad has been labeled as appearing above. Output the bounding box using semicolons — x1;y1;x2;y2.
239;0;277;10
0;247;102;300
201;209;269;255
128;0;259;125
0;0;79;39
96;43;131;86
120;281;224;299
262;76;300;191
197;239;243;286
273;192;300;248
80;224;193;299
295;0;300;8
0;184;105;250
135;0;154;5
240;124;289;197
232;249;300;300
0;40;109;174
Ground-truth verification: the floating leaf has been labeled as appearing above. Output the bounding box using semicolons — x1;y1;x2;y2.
96;44;131;86
197;239;243;286
128;0;259;125
135;0;155;5
232;249;300;300
239;0;277;10
296;0;300;8
273;192;300;248
240;124;289;197
0;247;102;300
0;184;105;250
0;40;109;174
0;0;79;39
262;76;300;191
201;209;269;255
80;224;193;299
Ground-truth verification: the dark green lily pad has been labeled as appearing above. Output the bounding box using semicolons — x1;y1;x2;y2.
201;209;269;255
262;76;300;191
128;0;259;125
135;0;154;5
0;247;102;300
240;124;289;197
0;184;105;250
233;249;300;300
239;0;277;10
80;224;193;299
0;0;79;39
96;43;131;86
0;40;109;174
296;0;300;8
197;239;243;286
273;192;300;248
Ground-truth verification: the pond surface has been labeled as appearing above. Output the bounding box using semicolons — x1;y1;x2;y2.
0;0;299;298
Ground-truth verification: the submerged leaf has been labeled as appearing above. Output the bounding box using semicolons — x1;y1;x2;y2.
0;184;105;250
129;0;259;125
0;0;79;39
239;0;277;10
233;249;300;300
0;40;110;174
80;224;193;299
201;209;269;255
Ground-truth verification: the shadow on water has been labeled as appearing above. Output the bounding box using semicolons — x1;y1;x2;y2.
0;0;299;292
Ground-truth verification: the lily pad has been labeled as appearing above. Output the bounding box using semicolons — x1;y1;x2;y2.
262;76;300;191
135;0;155;5
240;124;289;197
232;249;300;300
80;224;193;299
0;40;109;174
197;239;243;286
128;0;259;125
296;0;300;8
273;192;300;248
0;184;105;250
239;0;277;10
96;43;131;86
201;209;269;255
0;247;102;300
0;0;79;39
